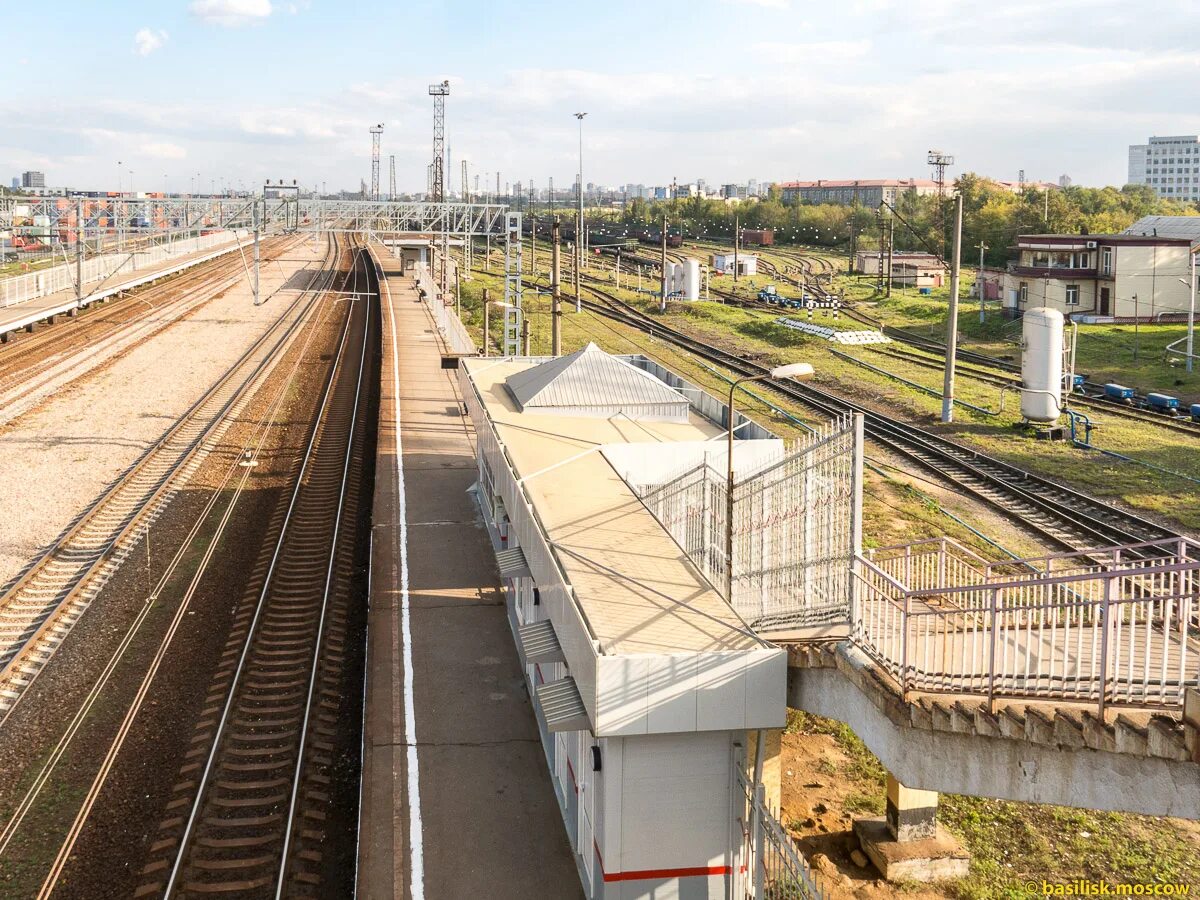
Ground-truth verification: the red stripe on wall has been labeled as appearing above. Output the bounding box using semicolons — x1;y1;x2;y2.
603;865;732;882
593;839;729;882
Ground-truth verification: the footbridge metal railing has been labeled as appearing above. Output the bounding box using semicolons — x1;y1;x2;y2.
854;537;1200;714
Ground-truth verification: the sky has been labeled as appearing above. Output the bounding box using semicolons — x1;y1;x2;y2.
4;0;1200;195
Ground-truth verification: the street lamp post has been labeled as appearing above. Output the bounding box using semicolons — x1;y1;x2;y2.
574;112;587;313
724;362;815;601
1189;248;1198;373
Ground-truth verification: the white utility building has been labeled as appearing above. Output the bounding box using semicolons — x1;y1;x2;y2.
712;252;757;277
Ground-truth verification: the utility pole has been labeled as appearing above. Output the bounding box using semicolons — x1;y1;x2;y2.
941;192;963;423
886;214;894;298
462;160;469;202
530;210;538;276
874;204;885;295
733;214;740;283
389;154;396;201
551;218;562;356
74;199;82;301
848;207;859;275
252;196;261;306
660;216;668;312
976;240;989;323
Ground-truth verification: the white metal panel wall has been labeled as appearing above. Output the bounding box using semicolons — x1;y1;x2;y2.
617;731;735;873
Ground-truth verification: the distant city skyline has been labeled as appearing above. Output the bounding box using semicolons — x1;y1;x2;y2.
5;0;1200;196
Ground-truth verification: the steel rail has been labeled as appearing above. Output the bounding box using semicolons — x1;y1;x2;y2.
162;242;371;898
26;234;350;899
0;234;343;724
576;286;1185;557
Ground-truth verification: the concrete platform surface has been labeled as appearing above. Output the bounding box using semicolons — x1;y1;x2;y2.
358;244;581;899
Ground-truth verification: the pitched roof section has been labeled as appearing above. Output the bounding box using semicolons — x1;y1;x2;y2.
1123;215;1200;241
503;343;690;422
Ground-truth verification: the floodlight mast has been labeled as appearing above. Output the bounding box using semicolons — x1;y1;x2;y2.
429;80;450;202
369;124;384;201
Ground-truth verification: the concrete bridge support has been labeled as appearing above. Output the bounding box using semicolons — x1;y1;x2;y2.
853;774;969;882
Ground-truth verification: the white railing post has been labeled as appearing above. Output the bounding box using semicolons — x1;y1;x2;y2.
1099;575;1113;720
987;587;1000;713
753;783;766;900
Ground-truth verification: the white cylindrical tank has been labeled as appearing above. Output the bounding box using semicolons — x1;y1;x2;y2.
669;261;682;296
682;258;701;301
1021;307;1064;423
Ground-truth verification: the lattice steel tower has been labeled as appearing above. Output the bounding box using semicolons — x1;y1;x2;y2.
926;149;954;260
389;154;396;201
369;123;384;201
429;80;450;202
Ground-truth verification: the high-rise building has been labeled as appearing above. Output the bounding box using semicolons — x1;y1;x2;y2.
20;171;45;189
1127;135;1200;201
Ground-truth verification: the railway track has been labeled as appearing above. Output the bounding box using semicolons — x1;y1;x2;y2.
0;235;342;725
138;243;376;898
0;236;292;384
855;342;1200;437
0;237;302;424
578;285;1186;556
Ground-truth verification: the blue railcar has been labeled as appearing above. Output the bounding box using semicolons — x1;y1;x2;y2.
1146;392;1180;411
1103;383;1135;401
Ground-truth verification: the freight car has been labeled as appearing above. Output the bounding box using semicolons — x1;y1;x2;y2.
741;228;774;246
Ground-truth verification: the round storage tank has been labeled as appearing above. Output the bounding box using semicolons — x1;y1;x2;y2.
670;261;683;296
1021;307;1064;423
682;258;701;301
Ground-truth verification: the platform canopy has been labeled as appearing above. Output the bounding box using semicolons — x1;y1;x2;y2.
503;343;690;422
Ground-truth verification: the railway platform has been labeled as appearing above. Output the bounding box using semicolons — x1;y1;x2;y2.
0;233;244;339
359;244;579;898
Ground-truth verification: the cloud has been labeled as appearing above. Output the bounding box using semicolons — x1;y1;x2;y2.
189;0;273;27
133;27;167;56
143;141;188;160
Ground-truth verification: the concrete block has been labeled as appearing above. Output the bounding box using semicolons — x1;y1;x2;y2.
854;818;970;883
1081;711;1117;753
1051;709;1086;749
1114;714;1149;756
972;705;1001;738
1185;689;1200;764
1024;706;1056;747
909;700;933;731
998;706;1026;741
930;700;953;732
949;702;976;735
1146;716;1188;762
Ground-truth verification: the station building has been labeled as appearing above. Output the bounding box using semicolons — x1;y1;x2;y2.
458;344;798;898
980;224;1199;320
